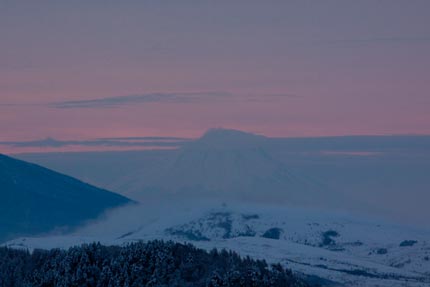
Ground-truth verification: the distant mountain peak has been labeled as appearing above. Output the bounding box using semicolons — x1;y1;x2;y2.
189;128;267;150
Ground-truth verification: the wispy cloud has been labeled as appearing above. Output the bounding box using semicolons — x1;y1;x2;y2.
0;92;301;109
99;136;190;141
0;137;189;148
51;92;232;109
0;91;300;110
326;36;430;47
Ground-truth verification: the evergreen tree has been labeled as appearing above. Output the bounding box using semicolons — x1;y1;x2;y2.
0;241;310;287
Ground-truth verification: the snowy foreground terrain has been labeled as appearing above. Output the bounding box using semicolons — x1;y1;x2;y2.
4;200;430;287
6;131;430;286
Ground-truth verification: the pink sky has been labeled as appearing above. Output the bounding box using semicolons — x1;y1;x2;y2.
1;1;429;153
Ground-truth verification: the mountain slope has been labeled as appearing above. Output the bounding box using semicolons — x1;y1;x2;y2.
0;154;131;242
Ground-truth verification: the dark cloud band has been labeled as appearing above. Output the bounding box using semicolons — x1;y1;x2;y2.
51;92;232;109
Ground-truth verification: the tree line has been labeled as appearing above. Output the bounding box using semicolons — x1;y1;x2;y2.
0;240;310;287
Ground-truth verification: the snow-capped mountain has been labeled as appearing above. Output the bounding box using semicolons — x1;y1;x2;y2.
5;201;430;287
109;129;329;206
0;154;132;242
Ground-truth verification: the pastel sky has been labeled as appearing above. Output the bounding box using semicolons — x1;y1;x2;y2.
1;1;430;152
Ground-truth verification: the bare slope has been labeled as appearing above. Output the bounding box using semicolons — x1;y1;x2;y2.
0;154;131;242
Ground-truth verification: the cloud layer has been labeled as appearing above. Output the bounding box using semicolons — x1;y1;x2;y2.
0;137;190;149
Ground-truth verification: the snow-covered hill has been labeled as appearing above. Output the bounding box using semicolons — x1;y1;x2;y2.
5;201;430;287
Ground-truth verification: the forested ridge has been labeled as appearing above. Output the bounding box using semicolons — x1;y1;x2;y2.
0;240;309;287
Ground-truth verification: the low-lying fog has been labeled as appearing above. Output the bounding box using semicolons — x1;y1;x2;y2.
15;130;430;228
